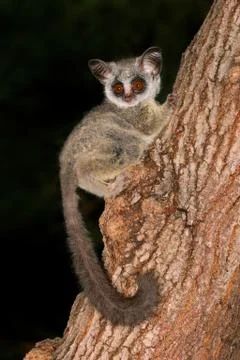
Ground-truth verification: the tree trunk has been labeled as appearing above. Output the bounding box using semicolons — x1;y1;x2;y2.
25;0;240;359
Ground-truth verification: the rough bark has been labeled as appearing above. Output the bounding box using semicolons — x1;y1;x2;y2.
25;0;240;359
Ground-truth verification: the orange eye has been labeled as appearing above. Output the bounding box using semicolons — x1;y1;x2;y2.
112;82;124;96
132;78;145;93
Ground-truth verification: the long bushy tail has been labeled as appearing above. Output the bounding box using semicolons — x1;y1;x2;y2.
60;165;159;326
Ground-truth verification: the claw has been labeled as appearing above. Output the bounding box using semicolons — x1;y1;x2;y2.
166;93;177;109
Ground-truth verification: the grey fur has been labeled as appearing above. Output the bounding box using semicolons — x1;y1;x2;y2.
59;47;171;325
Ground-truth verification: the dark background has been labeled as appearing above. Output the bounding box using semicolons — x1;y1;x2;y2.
0;1;212;358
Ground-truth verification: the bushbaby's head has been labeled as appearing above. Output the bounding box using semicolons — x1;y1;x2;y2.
88;47;162;108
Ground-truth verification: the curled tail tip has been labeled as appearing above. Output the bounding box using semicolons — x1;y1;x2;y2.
140;271;159;290
138;271;159;290
109;271;160;326
136;271;160;310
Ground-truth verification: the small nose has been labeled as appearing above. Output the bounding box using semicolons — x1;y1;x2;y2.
124;92;133;102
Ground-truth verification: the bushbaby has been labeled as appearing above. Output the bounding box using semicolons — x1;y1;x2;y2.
59;47;172;326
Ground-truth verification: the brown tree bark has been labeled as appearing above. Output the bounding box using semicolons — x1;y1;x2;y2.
25;0;240;359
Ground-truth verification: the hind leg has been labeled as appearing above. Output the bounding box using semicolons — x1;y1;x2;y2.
75;154;124;197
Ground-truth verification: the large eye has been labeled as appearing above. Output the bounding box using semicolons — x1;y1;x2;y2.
112;82;124;96
131;77;146;93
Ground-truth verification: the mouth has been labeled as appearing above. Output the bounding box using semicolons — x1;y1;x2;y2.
124;95;134;103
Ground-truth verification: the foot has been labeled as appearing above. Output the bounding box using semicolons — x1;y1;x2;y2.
106;171;130;198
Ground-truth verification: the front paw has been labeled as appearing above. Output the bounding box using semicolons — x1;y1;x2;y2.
106;171;130;198
166;93;177;109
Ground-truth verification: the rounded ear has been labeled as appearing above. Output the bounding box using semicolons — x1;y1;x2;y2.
137;47;162;76
88;59;112;84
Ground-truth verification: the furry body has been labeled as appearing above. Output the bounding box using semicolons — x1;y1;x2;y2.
59;48;171;325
